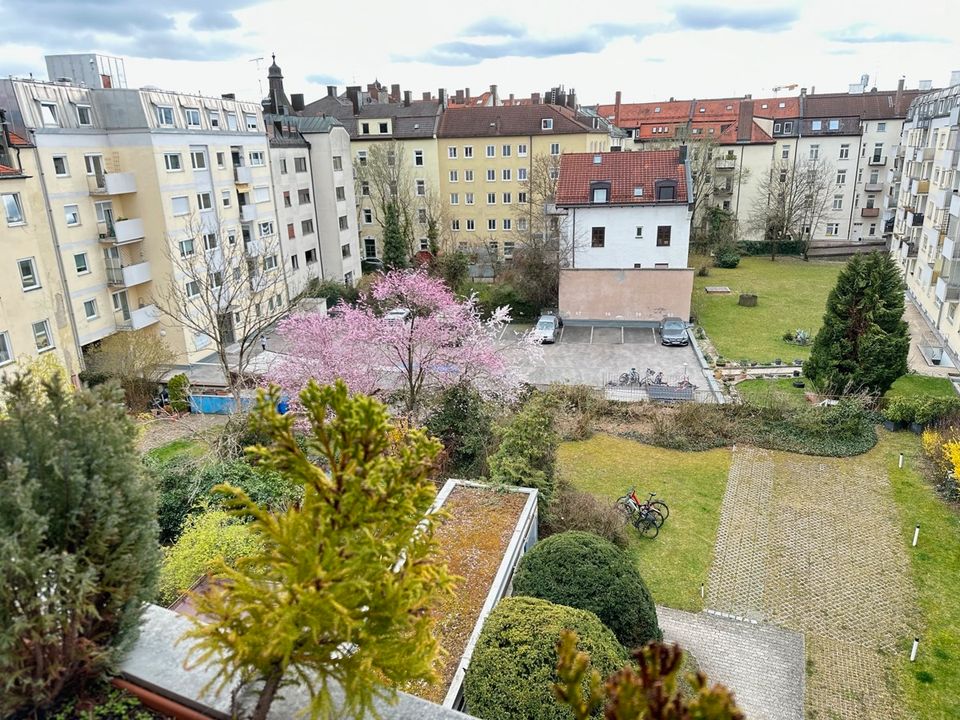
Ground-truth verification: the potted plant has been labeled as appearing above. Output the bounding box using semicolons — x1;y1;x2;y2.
882;396;909;431
911;397;932;433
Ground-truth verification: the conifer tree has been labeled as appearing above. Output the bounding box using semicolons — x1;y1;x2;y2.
182;381;453;720
0;375;159;716
805;252;909;395
382;201;408;270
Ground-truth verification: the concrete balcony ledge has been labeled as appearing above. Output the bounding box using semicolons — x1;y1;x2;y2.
122;261;152;287
941;235;960;261
102;218;145;244
950;192;960;219
234;166;253;184
861;207;880;218
89;172;137;195
936;276;960;302
240;204;257;222
864;182;884;193
868;155;888;166
117;304;159;331
714;158;737;170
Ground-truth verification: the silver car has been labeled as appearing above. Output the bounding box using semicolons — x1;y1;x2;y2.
659;316;689;346
534;315;563;344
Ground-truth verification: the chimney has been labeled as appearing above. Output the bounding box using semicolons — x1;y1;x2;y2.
403;90;412;107
490;84;498;106
919;80;932;91
390;83;400;102
367;82;378;97
800;87;807;96
422;91;431;101
950;71;960;87
327;85;337;97
509;93;515;104
221;93;235;100
531;92;541;105
291;94;305;112
567;89;577;109
438;88;447;107
455;89;464;104
811;86;815;95
465;87;471;101
736;97;754;143
614;90;622;126
678;145;688;163
894;77;905;113
346;86;361;115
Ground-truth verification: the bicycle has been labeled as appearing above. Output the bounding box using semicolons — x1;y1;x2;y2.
641;370;665;387
619;367;641;385
615;488;669;534
675;378;697;390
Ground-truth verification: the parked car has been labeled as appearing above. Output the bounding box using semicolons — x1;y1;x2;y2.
384;307;411;323
534;314;563;344
659;316;689;346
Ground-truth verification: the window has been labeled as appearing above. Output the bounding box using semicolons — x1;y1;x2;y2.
550;143;560;156
217;152;226;168
227;231;237;246
40;102;59;127
294;157;307;172
811;120;822;131
74;252;89;274
32;320;53;351
301;219;315;235
833;195;843;210
298;188;311;204
363;208;373;224
264;254;278;271
451;219;460;231
221;190;232;208
64;204;80;226
361;122;370;135
283;191;292;207
76;104;92;126
518;144;527;157
164;153;183;171
839;144;850;160
518;167;528;181
448;146;458;159
655;182;676;201
197;192;213;210
487;169;496;181
541;118;554;130
378;122;388;134
464;146;474;158
784;121;793;133
877;122;887;132
872;143;884;162
226;113;238;131
191;151;207;169
504;241;515;258
182;279;200;300
259;220;275;237
156;106;175;126
419;237;429;251
341;244;352;258
18;258;39;289
413;150;423;166
502;169;511;181
592;186;608;203
291;254;300;269
779;169;788;183
464;169;474;182
203;232;218;251
503;218;512;230
179;238;195;257
249;151;265;166
809;144;820;160
52;155;69;176
487;192;496;204
0;332;12;364
502;144;511;157
656;226;672;247
209;110;220;128
591;227;605;247
828;119;840;131
418;208;427;223
488;241;498;256
502;192;511;203
486;145;495;158
869;223;877;236
635;226;643;238
488;219;496;231
517;217;527;231
774;122;782;133
338;215;349;231
518;191;528;203
83;299;98;320
449;170;459;182
836;169;847;185
781;145;790;160
332;185;344;201
305;249;317;264
360;181;371;196
252;186;270;204
185;108;201;128
825;223;839;236
244;114;258;131
287;222;296;240
450;193;459;205
209;271;223;289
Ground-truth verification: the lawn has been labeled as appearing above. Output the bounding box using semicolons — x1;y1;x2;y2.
692;256;842;363
557;434;731;611
143;437;205;463
883;431;960;719
734;377;809;408
886;374;958;399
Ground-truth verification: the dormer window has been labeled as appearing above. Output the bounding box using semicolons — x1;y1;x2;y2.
541;118;554;130
654;107;661;113
655;180;677;202
633;186;644;197
593;155;602;165
699;107;705;113
590;181;611;204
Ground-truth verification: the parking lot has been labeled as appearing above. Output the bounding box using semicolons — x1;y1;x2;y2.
501;322;707;393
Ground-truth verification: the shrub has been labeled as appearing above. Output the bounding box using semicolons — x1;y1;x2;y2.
433;251;470;293
0;378;159;716
541;481;631;549
470;281;538;321
488;393;558;509
424;383;495;478
156;510;264;606
513;531;660;648
714;246;741;269
167;372;190;413
696;265;710;277
883;395;914;424
304;277;360;308
464;596;627;720
548;384;603;441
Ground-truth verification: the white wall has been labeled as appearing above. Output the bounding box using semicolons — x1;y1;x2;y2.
564;204;691;269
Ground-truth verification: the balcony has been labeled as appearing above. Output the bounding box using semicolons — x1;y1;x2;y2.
713;183;733;196
234;165;253;184
868;155;887;166
116;304;159;331
714;158;737;170
99;217;144;244
914;146;935;162
88;171;137;196
864;182;884;193
951;192;960;219
936;276;960;302
931;187;951;210
861;207;880;218
243;238;263;256
883;193;898;211
900;241;918;259
908;211;925;227
105;259;152;287
240;204;257;222
942;235;960;260
937;147;958;168
911;178;930;195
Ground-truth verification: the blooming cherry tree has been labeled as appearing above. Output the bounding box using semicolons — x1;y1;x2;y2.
271;271;538;418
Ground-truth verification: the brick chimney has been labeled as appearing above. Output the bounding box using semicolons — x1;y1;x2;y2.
455;89;464;104
736;97;754;142
438;88;447;108
490;84;499;106
403;90;412;107
895;77;905;113
422;91;431;101
346;86;361;115
465;87;471;102
390;83;400;102
531;92;541;105
327;85;337;97
614;90;622;127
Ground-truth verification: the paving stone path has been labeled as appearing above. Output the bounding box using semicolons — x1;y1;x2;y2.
707;446;913;719
659;606;805;720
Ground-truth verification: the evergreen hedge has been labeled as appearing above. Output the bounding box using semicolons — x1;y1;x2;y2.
488;393;558;510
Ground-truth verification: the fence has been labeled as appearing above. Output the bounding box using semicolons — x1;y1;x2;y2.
602;372;717;404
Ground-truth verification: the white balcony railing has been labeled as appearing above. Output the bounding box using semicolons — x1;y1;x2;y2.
89;171;137;195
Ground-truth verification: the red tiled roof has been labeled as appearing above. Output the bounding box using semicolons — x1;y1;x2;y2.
556;150;688;206
0;163;22;176
717;120;774;144
438;104;600;138
7;131;31;147
751;97;800;119
804;90;923;119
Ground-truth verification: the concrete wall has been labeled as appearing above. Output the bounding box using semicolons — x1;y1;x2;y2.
559;268;694;322
564;203;691;269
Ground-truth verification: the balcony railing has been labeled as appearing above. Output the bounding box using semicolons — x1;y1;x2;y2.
105;258;152;287
909;212;925;227
116;304;159;331
861;207;880;218
900;241;918;259
868;155;887;166
714;158;736;170
240;204;257;222
99;217;145;244
951;192;960;219
713;183;733;195
912;178;930;195
914;146;935;162
234;166;253;184
864;182;884;193
936;276;960;302
88;171;137;195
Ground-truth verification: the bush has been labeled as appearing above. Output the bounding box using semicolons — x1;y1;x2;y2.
304;278;360;308
167;372;190;413
513;531;660;648
470;281;538;321
424;383;495;478
738;238;806;256
548;384;603;441
714;246;741;269
433;251;470;293
541;481;631;549
464;596;627;720
489;393;558;509
156;510;264;606
0;379;159;716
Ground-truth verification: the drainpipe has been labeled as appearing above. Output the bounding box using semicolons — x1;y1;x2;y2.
847;129;864;242
31;140;84;377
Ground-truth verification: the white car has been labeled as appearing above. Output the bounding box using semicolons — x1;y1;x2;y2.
384;307;411;323
534;315;563;343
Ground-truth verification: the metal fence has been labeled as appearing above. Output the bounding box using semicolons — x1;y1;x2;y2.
601;373;718;404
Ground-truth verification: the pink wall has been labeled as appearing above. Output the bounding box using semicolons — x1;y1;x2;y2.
559;269;694;322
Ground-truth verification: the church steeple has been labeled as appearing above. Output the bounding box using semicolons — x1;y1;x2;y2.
263;52;291;114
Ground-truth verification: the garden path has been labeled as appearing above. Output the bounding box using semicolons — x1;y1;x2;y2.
707;446;913;719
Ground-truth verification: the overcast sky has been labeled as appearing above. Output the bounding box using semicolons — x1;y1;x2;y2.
2;0;958;106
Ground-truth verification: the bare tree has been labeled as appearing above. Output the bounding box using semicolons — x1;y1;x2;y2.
749;158;835;261
84;329;175;408
354;141;420;259
153;214;290;403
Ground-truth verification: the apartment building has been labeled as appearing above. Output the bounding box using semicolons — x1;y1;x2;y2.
890;81;960;361
0;55;285;367
0;126;82;380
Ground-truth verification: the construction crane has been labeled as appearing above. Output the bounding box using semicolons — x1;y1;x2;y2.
771;83;799;95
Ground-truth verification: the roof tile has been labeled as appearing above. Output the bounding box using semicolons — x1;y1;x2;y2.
556;150;688;206
439;105;600;138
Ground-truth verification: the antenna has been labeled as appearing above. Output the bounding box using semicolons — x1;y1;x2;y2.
249;56;264;97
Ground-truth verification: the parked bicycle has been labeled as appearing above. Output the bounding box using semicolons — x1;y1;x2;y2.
675;377;698;390
614;488;670;538
618;368;663;386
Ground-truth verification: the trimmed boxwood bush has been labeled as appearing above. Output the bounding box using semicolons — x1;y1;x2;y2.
464;596;626;720
512;531;661;648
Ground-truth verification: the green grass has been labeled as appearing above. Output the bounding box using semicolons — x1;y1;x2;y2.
557;434;731;611
144;438;205;463
886;374;958;400
735;378;809;408
882;431;960;719
692;256;842;362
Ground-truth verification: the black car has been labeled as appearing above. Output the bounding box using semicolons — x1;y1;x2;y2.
659;316;689;346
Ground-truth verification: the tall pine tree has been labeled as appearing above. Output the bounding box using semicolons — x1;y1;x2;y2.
805;252;909;394
382;201;408;270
